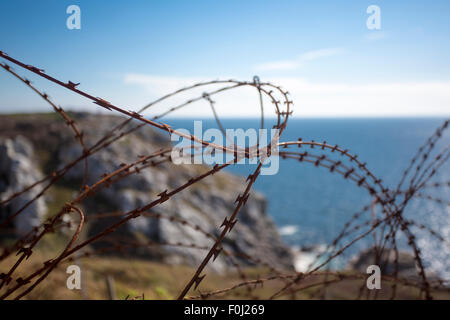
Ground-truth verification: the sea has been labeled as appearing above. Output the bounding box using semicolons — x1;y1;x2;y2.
164;117;449;276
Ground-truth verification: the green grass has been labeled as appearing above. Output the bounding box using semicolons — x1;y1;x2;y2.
1;248;449;300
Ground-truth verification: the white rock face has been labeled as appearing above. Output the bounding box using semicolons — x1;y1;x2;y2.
0;136;46;235
0;113;294;272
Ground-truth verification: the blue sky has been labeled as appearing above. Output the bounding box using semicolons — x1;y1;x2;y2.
1;0;450;117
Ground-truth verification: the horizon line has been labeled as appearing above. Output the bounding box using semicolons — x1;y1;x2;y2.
0;110;449;120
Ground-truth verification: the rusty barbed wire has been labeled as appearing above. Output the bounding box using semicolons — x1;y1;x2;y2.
0;51;448;300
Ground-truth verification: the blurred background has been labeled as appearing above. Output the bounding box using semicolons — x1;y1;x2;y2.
0;1;449;299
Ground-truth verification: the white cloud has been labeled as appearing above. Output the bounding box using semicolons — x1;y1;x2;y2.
124;73;450;118
301;48;345;61
124;74;265;118
274;78;450;117
254;60;299;72
254;48;344;71
279;225;299;236
124;74;204;94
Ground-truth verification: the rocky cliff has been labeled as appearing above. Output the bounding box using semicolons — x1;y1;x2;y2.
0;113;294;272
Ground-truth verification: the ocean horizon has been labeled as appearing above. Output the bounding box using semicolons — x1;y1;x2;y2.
163;117;449;276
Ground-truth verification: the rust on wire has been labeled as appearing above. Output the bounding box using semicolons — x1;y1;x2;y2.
0;51;448;300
